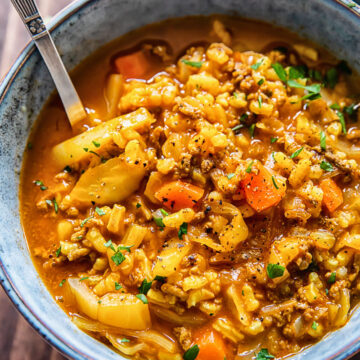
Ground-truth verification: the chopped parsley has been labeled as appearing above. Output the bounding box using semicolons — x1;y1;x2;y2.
160;208;169;217
117;245;133;253
153;216;165;230
270;137;278;143
232;124;245;132
258;78;264;86
59;279;66;287
271;176;279;190
183;344;200;360
138;279;152;295
63;165;72;173
181;59;203;68
92;140;101;148
111;251;126;266
328;272;336;284
95;207;106;216
336;110;347;134
289;65;307;79
34;180;47;191
344;103;356;116
120;338;130;343
320;131;326;151
53;198;59;214
348;2;356;8
271;63;287;82
104;239;116;252
312;321;319;330
320;161;333;172
115;282;122;290
80;277;89;281
80;216;94;228
251;58;264;70
267;263;285;279
258;95;262;108
227;173;235;180
178;222;188;240
240;113;249;122
154;275;167;283
325;68;338;89
330;103;341;110
55;246;61;258
83;147;88;152
136;203;141;208
249;123;256;138
27;142;33;150
246;161;254;173
290;147;304;159
255;348;275;360
287;79;321;94
136;294;148;304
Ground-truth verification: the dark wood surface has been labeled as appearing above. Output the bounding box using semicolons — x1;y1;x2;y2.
1;1;360;359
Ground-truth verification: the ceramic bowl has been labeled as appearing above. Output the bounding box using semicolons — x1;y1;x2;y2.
1;0;360;359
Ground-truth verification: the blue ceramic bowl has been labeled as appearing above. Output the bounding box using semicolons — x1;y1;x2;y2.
1;0;360;359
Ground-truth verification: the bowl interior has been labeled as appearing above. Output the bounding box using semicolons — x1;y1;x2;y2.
1;0;360;359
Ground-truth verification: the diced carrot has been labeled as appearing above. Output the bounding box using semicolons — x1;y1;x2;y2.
320;178;343;213
194;328;227;360
114;51;149;79
241;163;286;212
155;180;204;211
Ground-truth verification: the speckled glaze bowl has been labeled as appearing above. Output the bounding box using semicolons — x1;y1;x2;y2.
1;0;360;359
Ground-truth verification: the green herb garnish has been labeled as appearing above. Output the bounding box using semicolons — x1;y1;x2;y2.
258;78;264;86
138;279;152;295
267;263;285;279
227;173;235;180
53;198;58;214
115;282;122;290
271;63;287;82
290;147;304;159
120;338;130;343
136;294;148;304
80;277;89;281
320;161;333;172
320;131;326;151
104;239;116;252
59;279;66;287
270;137;278;143
328;272;336;284
249;123;256;138
178;222;188;240
92;140;101;148
154;275;167;283
258;95;262;108
80;216;94;228
181;59;203;68
330;103;341;110
63;165;72;173
325;68;338;89
55;246;61;258
271;176;279;190
183;344;200;360
160;208;169;217
312;321;319;330
95;207;106;216
255;348;275;360
136;203;141;208
246;161;254;173
336;110;347;134
251;58;264;70
111;251;126;266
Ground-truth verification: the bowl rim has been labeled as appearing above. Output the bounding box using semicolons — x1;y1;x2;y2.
1;0;360;359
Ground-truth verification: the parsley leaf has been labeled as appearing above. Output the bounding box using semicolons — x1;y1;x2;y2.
251;58;264;70
289;65;307;79
271;63;287;82
290;147;304;159
246;161;254;173
325;68;338;89
255;348;275;360
270;137;278;144
178;222;188;240
95;207;106;216
287;79;321;94
181;59;203;68
117;245;133;253
160;208;169;217
183;344;200;360
328;272;336;284
227;173;235;180
154;275;167;283
312;321;319;330
115;282;122;290
320;131;326;151
104;239;116;252
271;176;279;189
330;103;341;110
59;279;66;287
111;251;126;266
320;161;333;172
63;165;72;173
139;279;152;295
92;140;101;148
136;203;141;208
55;246;61;258
53;198;59;214
267;263;285;279
336;110;347;134
258;95;262;108
258;78;264;86
80;277;89;281
136;294;148;304
120;338;130;343
80;216;94;228
232;124;245;132
249;123;256;138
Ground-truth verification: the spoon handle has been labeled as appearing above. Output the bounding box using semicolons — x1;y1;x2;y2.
10;0;87;127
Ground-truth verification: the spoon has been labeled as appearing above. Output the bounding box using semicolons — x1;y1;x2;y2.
11;0;87;127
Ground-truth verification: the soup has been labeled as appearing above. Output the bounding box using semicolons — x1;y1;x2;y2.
20;16;360;360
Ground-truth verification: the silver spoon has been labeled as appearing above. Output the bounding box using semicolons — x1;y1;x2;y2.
11;0;87;127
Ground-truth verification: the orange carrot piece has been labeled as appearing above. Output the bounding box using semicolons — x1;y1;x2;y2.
320;178;343;213
154;180;204;211
241;163;286;212
114;51;148;79
194;328;227;360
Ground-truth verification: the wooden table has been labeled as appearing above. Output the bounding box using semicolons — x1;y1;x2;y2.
1;1;360;359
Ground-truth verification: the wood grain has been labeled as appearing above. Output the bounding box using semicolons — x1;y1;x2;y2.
1;1;360;359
